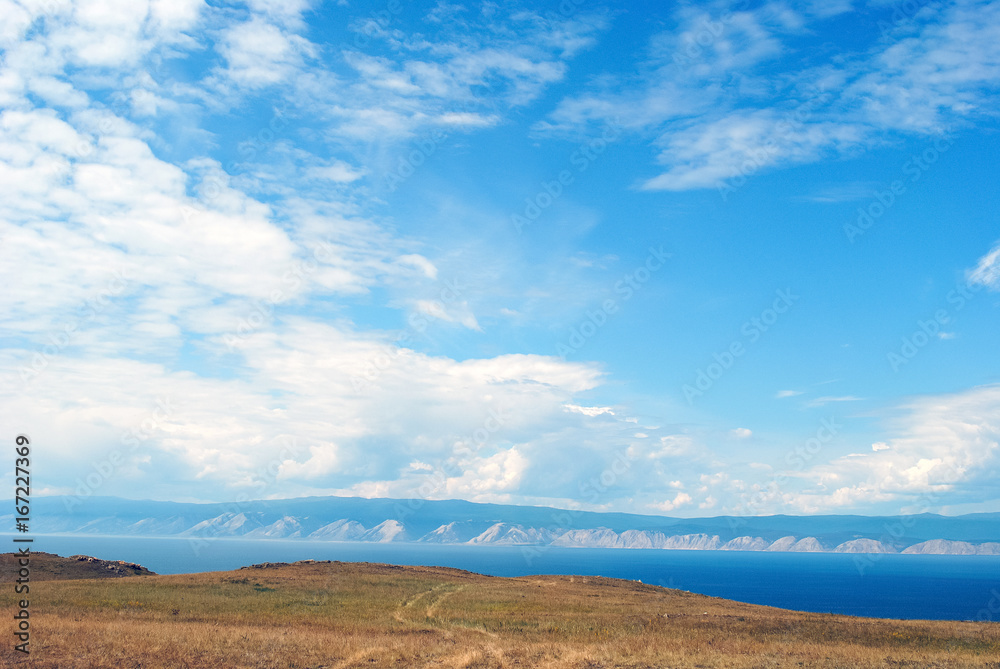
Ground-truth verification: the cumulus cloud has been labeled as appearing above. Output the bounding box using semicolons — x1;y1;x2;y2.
779;385;1000;513
564;404;616;417
0;0;622;506
651;491;692;512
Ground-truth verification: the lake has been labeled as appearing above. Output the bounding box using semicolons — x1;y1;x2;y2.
10;533;1000;622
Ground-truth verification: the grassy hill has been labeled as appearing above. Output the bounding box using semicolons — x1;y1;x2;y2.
1;556;998;668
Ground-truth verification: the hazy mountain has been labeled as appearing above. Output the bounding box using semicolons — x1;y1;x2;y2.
469;523;556;545
360;520;407;543
835;538;896;554
14;495;1000;556
309;519;368;541
902;539;1000;555
245;516;303;539
720;536;769;551
766;536;798;552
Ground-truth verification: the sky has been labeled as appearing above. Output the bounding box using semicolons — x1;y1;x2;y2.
2;0;999;518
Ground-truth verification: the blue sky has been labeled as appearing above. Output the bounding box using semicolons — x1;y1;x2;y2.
2;0;999;517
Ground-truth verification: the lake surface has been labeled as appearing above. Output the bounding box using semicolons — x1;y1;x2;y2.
9;533;1000;622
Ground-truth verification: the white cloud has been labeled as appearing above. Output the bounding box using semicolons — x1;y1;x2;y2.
396;254;438;280
563;404;615;417
305;160;365;183
313;6;608;141
0;312;610;500
651;491;692;512
245;0;313;28
775;389;802;398
414;299;481;330
805;395;863;408
730;428;752;439
781;384;1000;512
215;17;315;89
968;241;1000;290
648;434;695;458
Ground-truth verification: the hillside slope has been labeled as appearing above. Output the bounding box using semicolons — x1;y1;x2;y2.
1;557;997;668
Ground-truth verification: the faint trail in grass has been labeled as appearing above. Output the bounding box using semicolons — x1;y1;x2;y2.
395;583;500;643
428;585;501;641
425;584;463;618
392;584;445;624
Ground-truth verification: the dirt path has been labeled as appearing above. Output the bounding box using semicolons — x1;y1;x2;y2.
394;583;499;641
392;583;448;624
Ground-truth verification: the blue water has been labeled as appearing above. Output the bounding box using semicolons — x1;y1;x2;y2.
9;534;1000;622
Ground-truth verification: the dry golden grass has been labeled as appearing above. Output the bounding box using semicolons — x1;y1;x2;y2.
2;559;998;668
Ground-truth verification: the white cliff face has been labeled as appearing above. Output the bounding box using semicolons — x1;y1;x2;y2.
468;523;555;545
360;520;406;543
126;516;192;535
181;512;265;536
551;528;624;548
421;522;462;543
789;537;825;552
246;516;303;539
766;536;798;552
57;502;998;554
976;542;1000;555
618;529;661;549
834;538;896;554
660;533;722;550
902;539;978;555
720;536;769;551
309;519;367;541
544;529;724;550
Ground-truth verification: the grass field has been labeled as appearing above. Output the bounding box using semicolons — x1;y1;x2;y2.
2;557;999;668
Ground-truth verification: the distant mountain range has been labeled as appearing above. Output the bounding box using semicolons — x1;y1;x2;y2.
11;495;1000;556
